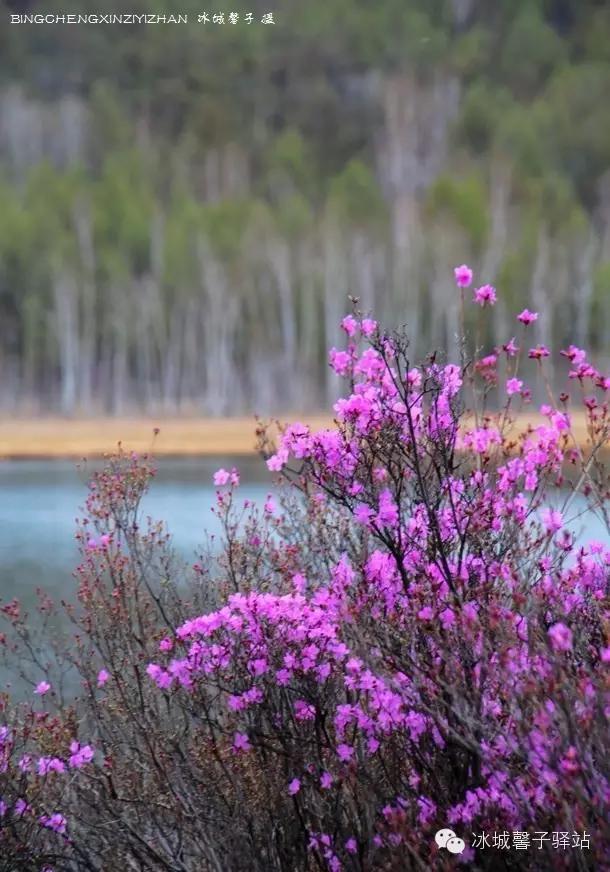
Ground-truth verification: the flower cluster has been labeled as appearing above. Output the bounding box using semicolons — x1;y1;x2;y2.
144;267;610;869
1;265;608;871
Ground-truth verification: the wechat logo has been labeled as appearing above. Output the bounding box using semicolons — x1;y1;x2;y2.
435;828;466;855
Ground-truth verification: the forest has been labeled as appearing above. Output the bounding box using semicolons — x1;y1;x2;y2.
1;0;610;413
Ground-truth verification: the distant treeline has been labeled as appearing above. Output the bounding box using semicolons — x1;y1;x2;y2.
0;0;609;413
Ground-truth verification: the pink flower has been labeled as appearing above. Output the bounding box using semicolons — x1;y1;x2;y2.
439;607;455;629
361;318;377;337
377;489;398;527
320;771;333;789
68;742;94;769
473;284;497;306
34;681;50;696
213;468;230;486
560;345;587;366
341;315;358;337
288;778;301;795
548;622;573;653
37;757;65;776
232;732;251;753
417;606;434;621
454;264;473;288
267;449;288;472
337;743;354;762
528;345;550;360
329;348;352;376
354;504;373;526
345;838;358;854
40;812;67;834
600;647;610;663
503;337;519;357
97;669;110;687
264;495;277;514
294;699;315;721
517;308;538;325
249;658;268;676
541;507;563;534
159;637;173;652
86;533;110;551
506;378;523;396
477;353;497;369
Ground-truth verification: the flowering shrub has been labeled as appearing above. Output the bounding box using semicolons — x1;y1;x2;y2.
1;266;609;870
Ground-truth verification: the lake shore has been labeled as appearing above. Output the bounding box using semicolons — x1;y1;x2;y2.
0;412;597;459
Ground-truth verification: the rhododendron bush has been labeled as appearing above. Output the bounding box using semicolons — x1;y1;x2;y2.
1;267;609;870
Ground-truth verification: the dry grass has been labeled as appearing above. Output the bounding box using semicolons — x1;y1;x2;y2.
0;412;598;459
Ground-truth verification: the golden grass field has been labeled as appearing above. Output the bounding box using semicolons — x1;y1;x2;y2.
0;412;599;459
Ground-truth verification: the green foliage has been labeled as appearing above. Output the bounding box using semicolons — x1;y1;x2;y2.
93;152;154;276
499;5;566;94
266;129;318;201
200;199;254;261
276;194;314;240
0;0;609;408
591;261;610;346
458;82;515;154
328;160;387;228
427;174;489;251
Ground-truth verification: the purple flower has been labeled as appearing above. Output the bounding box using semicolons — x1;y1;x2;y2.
506;378;523;396
68;742;94;769
288;778;301;795
454;264;473;288
40;812;67;834
361;318;377;337
320;771;333;789
473;284;497;306
15;798;29;816
341;315;358;337
528;345;550;360
37;757;66;776
503;337;519;356
541;508;563;534
232;732;251;753
34;680;50;696
213;468;230;486
548;622;573;653
337;743;354;762
517;308;538;325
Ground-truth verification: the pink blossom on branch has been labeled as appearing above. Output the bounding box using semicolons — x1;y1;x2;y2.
517;308;538;325
453;264;473;288
506;377;523;396
548;622;573;653
473;284;497;306
39;269;608;870
288;778;301;795
232;732;251;753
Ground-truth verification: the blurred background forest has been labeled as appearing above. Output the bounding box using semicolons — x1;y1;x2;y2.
1;0;610;415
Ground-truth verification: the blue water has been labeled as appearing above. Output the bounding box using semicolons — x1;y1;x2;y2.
0;457;272;605
0;458;607;610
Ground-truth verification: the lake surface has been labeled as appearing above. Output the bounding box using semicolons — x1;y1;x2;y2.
0;457;273;607
0;458;607;610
